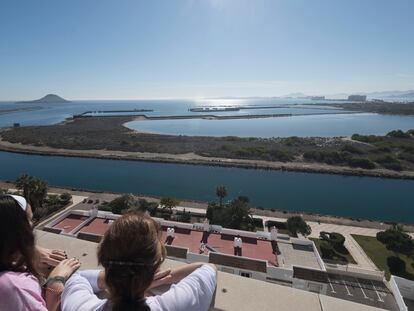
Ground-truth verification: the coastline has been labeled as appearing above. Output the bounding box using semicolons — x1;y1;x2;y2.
1;137;413;180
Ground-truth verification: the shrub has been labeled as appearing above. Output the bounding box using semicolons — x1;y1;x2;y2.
386;130;410;138
387;256;406;275
266;220;287;230
341;144;363;154
320;243;335;259
347;157;376;169
320;232;346;250
283;136;302;146
287;216;311;237
268;149;293;162
377;227;414;255
399;152;414;163
107;194;137;214
98;204;112;212
303;151;348;165
351;134;383;143
59;192;72;204
375;155;403;171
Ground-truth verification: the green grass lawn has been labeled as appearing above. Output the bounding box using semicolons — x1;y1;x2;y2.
310;238;356;265
352;234;414;280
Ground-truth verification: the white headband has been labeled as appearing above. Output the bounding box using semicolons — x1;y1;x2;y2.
8;195;27;211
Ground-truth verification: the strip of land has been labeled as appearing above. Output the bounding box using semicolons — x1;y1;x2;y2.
307;101;414;115
0;106;42;115
1;116;413;179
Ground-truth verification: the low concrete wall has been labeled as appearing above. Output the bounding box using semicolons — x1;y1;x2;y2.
187;252;209;263
43;227;63;234
77;232;102;243
221;228;257;239
326;265;384;281
266;266;293;282
309;240;326;271
165;245;188;259
161;220;193;230
390;276;408;311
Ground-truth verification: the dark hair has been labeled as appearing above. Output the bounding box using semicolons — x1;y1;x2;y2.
98;212;166;311
0;195;40;280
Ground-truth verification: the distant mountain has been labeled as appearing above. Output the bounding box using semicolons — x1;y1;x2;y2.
283;92;307;98
385;91;414;98
16;94;70;104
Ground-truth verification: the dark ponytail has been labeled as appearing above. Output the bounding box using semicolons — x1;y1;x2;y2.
111;295;150;311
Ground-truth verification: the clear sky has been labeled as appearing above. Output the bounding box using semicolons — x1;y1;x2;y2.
1;0;414;100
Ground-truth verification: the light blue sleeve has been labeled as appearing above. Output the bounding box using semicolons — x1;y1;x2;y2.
147;264;217;311
61;271;107;311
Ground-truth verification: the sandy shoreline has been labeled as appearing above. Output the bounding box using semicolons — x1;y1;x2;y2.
1;138;414;180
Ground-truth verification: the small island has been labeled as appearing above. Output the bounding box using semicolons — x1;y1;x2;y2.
16;94;70;104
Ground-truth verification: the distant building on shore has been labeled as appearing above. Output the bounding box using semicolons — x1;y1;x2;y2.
310;96;325;100
348;95;367;101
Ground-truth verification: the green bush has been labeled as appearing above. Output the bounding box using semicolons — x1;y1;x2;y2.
351;134;383;143
341;144;363;154
377;228;414;255
387;256;406;275
386;130;410;138
320;243;335;259
266;220;288;230
268;149;293;162
59;192;72;204
399;152;414;163
283;136;303;146
98;204;112;212
347;157;376;169
303;151;347;165
287;216;311;237
375;155;403;171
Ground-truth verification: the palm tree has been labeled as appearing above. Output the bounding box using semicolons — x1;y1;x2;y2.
15;175;48;210
31;179;48;209
216;185;227;207
160;197;180;212
15;174;34;202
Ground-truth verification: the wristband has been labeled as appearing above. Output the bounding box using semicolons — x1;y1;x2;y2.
44;276;66;288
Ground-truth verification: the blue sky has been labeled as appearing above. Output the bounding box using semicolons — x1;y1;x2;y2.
0;0;413;100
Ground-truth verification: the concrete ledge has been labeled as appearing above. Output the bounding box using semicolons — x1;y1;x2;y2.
35;230;384;311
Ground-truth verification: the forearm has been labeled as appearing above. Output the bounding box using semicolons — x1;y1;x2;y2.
168;262;206;284
44;282;64;311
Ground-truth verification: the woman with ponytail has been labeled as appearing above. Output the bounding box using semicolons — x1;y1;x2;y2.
62;212;217;311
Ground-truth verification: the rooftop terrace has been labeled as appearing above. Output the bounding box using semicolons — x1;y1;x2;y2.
46;211;323;271
36;229;385;311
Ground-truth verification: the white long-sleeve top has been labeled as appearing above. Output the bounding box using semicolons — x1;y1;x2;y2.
61;265;216;311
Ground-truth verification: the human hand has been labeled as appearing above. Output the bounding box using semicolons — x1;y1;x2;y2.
36;246;67;267
148;269;172;290
48;258;81;280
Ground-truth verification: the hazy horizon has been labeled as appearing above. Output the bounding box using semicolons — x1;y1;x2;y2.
1;0;413;100
2;89;414;102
